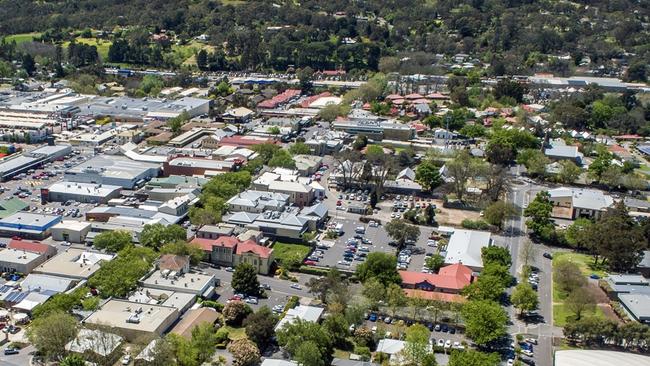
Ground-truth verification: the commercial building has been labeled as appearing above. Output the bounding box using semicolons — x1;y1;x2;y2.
384;167;423;195
65;155;160;189
399;263;474;302
227;210;309;242
147;175;208;189
34;248;114;280
332;119;415;141
0;248;47;274
0;212;62;239
223;107;254;124
293;154;322;176
443;229;492;271
548;187;614;220
267;180;314;207
140;269;217;297
51;221;92;243
194;224;235;240
605;275;650;324
0;198;29;219
163;156;238;176
42;181;122;204
0;144;71;181
8;238;57;258
83;299;179;342
554;350;650;366
226;190;289;213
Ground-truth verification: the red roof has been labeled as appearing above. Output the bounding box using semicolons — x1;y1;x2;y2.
425;92;449;100
321;70;346;76
8;239;53;255
399;263;473;291
219;136;277;148
404;93;424;100
191;236;240;251
235;240;272;259
614;134;642;140
257;89;301;109
300;92;332;108
385;94;402;100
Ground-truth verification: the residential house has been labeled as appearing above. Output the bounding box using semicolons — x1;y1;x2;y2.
159;254;190;274
267;180;314;207
190;236;274;274
399;263;473;302
544;144;584;165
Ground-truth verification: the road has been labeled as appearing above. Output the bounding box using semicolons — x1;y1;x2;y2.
0;345;34;366
501;180;562;366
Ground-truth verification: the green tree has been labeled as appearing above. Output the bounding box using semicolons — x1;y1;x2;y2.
276;320;333;365
60;354;86;366
588;152;612;180
267;126;281;135
244;306;277;350
139;223;187;250
516;149;549;177
459;124;486;138
481;246;512;268
289;142;311;155
27;311;79;361
167;111;190;136
564;218;594;251
403;323;435;366
446;150;486;201
448;349;500;366
524;191;555;239
93;230;132;252
416;160;443;192
565;287;596;320
356;252;401;286
231;262;260;296
463;274;506;302
159;241;205;265
554;261;586;294
362;277;386;308
425;254;445;272
223;301;253;326
385;218;421;248
191;322;218;363
557;160;582;184
88;245;157;298
306;268;347;304
511;283;539;315
295;341;325;366
483;201;518;230
461;300;508;346
268;149;296;169
386;283;407;316
323;313;350;348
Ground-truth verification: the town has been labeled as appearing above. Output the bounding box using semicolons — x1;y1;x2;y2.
0;2;648;366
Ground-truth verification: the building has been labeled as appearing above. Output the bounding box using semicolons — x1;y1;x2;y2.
0;197;29;219
43;181;122;204
548;187;614;220
554;350;650;366
223;107;254;124
0;144;71;181
147;175;208;189
544;145;584;164
159;254;190;274
293;155;322;176
384;167;423;195
191;236;274;275
227;190;289;213
227;210;309;242
0;248;48;274
65;155;160;189
267;180;314;207
163;156;237;176
50;220;92;243
274;305;324;331
195;224;235;240
65;329;124;365
7;238;57;259
83;299;179;342
399;263;473;297
0;212;62;239
605;275;650;324
140;269;217;297
34;248;114;280
375;339;406;358
169;307;221;340
443;229;492;271
331;119;415;141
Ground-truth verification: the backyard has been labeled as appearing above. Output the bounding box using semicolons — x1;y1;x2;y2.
272;242;311;270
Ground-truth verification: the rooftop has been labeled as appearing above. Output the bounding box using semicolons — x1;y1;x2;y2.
34;248;114;279
549;187;614;211
274;305;324;331
140;269;216;295
8;238;54;255
444;229;491;269
0;248;42;264
47;181;122;197
65;328;123;357
83;299;179;334
170;307;220;339
554;350;650;366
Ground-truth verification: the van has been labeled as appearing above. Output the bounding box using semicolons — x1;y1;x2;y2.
355;226;365;234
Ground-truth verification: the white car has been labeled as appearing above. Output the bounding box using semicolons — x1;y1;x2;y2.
290;283;302;290
522;349;534;357
437;339;444;347
337;260;351;266
244;297;258;304
121;355;131;365
444;340;452;349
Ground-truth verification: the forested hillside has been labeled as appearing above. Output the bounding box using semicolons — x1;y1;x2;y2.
0;0;648;76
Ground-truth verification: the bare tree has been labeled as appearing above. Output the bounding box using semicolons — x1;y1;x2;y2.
483;164;511;202
333;150;362;189
520;239;537;268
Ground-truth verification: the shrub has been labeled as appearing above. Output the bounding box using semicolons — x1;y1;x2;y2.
201;300;224;312
461;219;490;230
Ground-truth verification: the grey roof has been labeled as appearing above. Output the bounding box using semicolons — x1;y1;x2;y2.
549;188;613;211
619;293;650;321
20;274;74;293
444;229;491;269
545;145;583;159
300;202;328;219
228;211;259;224
624;197;650;211
555;350;650;366
639;251;650;269
396;167;416;181
331;359;379;366
66;155;160;180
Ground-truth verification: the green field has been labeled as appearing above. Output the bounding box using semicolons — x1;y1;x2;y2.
63;37;113;61
273;242;311;268
222;326;247;340
553;303;605;327
2;32;42;44
552;252;607;279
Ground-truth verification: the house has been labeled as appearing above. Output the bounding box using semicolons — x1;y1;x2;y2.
170;307;221;339
399;263;473;295
267;180;314;207
159;254;190;274
223;107;254;124
544;144;584;165
274;305;324;331
384;167;423;195
227;190;289;213
293;154;323;176
375;338;406;357
443;229;492;271
65;329;124;365
548;187;613;220
190;236;274;274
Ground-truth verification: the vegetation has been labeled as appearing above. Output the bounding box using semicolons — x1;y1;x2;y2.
355;252;401;286
27;311;79;361
92;230;132;252
88;245;157;298
231;262;260;296
139;223;187;250
273;242;311;270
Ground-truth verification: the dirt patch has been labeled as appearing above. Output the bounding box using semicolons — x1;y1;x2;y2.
586;281;609;304
598;304;622;323
434;199;481;226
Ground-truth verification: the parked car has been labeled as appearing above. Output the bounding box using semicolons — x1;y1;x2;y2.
290;284;302;290
543;252;553;260
4;348;19;355
121;354;131;365
369;313;378;322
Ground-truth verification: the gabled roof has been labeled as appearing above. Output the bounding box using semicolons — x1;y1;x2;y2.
396;167;416;181
159;254;189;272
235;240;272;259
8;239;54;255
399;263;473;291
300;202;328;219
191;236;240;251
170;308;220;339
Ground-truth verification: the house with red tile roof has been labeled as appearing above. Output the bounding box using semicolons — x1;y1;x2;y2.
159;254;190;274
190;236;274;274
8;238;57;259
399;263;473;301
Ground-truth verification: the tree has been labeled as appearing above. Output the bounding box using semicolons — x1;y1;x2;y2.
524;191;555;239
362;277;386;308
425;254;445;272
461;300;508;346
557;160;582;184
459;124;486;138
297;66;314;93
268;149;296;169
565;287;596;320
494;79;525;103
167;111;189;136
191;322;218;363
385;219;420;248
481;246;512;268
448;349;500;366
88;245;157;298
232;262;260;296
356;252;401;286
276;320;333;365
323;313;350;348
516;149;549;177
295;341;325;366
93;230;132;252
27;311;79;361
140;223;187;250
289;142;311;155
268;126;281;135
223;301;253;326
446;150;485;201
244;306;277;350
402;323;436;366
416;160;443;192
626;61;647;82
160;241;205;265
196;49;208;70
483;201;517;230
22;53;36;76
564;218;594;251
306;268;347;304
145;338;177;366
463;274;506;302
511;283;539;315
228;339;261;366
386;283;407;316
554;261;585;294
60;354;86;366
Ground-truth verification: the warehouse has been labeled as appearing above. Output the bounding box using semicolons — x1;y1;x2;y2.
51;221;92;243
65;155;160;189
0;144;71;181
0;212;62;239
43;181;122;204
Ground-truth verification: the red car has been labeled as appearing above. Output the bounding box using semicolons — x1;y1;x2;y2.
336;200;342;206
229;295;242;301
304;260;316;266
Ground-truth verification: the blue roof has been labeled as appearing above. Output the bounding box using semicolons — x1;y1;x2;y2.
638;145;650;156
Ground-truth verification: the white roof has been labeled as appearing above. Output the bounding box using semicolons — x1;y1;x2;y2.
274;305;324;331
555;350;650;366
21;273;74;293
65;329;123;357
549;187;614;211
376;339;406;355
261;360;299;366
444;229;491;269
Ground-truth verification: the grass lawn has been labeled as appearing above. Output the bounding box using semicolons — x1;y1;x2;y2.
172;41;216;66
2;32;42;44
63;37;113;61
333;349;351;359
223;326;247;341
552;252;607;279
553;303;604;327
273;242;311;266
